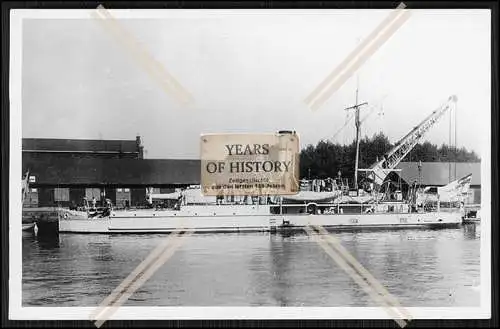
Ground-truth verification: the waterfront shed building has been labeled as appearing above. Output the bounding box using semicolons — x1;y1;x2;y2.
396;161;481;205
22;137;200;208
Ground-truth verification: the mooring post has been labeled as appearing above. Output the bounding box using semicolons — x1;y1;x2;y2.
35;209;60;237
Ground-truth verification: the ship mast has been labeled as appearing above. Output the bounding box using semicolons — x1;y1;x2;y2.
344;86;368;191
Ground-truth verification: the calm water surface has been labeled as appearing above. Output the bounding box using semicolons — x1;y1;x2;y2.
22;224;481;307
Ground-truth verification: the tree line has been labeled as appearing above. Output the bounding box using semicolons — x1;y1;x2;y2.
299;132;480;179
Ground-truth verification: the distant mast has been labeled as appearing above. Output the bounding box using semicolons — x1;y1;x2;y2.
344;87;368;190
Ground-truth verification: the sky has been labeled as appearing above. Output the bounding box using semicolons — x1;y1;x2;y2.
20;9;491;159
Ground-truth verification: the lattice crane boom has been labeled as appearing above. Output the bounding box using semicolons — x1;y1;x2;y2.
365;95;457;186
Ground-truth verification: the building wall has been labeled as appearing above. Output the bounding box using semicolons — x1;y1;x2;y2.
54;187;71;208
160;187;175;194
23;188;39;207
469;187;481;204
116;188;131;208
104;188;117;206
130;188;147;207
38;187;55;207
85;188;102;201
54;188;70;202
69;188;86;208
32;186;145;208
21;137;199;209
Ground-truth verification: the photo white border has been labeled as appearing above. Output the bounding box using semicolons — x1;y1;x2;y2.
9;8;492;321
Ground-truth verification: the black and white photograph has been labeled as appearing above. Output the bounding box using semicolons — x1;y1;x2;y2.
8;4;492;325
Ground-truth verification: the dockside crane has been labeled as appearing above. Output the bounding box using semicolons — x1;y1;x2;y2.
359;95;458;188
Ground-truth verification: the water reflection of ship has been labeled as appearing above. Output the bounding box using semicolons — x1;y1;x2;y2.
89;240;114;262
269;234;294;306
35;234;60;250
463;222;479;240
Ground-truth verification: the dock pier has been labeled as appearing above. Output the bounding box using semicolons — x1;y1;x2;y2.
23;208;60;236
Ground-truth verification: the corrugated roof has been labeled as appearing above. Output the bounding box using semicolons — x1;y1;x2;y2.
22;138;139;153
396;162;481;186
23;157;201;185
